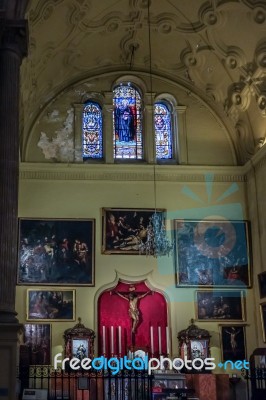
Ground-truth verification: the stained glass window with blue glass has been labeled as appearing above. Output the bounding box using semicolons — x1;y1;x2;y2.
154;102;173;160
113;83;143;160
82;101;103;160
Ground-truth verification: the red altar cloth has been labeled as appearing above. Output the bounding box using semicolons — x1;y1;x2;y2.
98;281;168;357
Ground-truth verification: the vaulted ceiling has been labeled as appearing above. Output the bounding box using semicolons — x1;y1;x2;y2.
20;0;266;164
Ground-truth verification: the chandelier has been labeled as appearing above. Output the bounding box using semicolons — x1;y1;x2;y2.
139;212;174;257
138;0;174;258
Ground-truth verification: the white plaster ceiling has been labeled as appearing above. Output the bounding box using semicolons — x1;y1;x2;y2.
21;0;266;164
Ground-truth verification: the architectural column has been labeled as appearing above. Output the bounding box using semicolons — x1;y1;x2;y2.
104;92;114;163
175;105;188;164
0;17;28;400
144;92;156;163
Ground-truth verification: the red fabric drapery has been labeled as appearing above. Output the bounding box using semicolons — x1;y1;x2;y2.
98;281;168;357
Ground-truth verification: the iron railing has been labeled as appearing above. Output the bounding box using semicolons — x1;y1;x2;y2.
18;365;154;400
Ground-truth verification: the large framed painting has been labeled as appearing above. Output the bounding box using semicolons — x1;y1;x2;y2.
260;303;266;342
174;219;251;287
17;218;95;286
219;325;246;362
258;272;266;299
26;289;75;321
195;290;245;321
22;324;51;365
102;208;165;254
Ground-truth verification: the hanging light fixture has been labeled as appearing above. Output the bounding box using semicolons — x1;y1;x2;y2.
139;0;174;258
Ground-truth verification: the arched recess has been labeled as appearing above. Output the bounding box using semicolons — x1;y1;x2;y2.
95;272;170;358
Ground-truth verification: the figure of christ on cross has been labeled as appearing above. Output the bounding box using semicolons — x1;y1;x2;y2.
112;289;153;333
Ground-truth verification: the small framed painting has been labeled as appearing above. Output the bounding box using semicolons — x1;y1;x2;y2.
195;290;245;321
27;289;75;321
260;303;266;342
258;272;266;298
22;323;51;365
220;325;246;362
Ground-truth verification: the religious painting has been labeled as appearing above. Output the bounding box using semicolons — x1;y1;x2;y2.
26;289;75;321
113;83;143;160
260;303;266;342
195;290;245;321
72;339;89;359
21;324;51;365
175;219;251;287
258;272;266;298
17;218;95;286
220;325;246;362
102;208;166;254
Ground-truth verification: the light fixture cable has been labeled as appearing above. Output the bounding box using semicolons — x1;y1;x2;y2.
138;0;174;257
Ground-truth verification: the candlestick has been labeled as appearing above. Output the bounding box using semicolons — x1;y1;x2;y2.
158;326;162;355
102;326;106;354
118;326;122;355
150;326;154;354
166;326;170;355
111;326;114;354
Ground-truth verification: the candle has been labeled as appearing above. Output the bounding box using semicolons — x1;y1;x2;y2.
118;326;122;355
111;326;114;354
166;326;170;355
158;326;162;354
150;326;154;354
102;326;106;354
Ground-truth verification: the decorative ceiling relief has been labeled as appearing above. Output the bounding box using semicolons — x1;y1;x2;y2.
21;0;266;165
235;120;256;165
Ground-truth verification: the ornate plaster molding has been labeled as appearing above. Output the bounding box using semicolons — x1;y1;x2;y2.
19;163;246;182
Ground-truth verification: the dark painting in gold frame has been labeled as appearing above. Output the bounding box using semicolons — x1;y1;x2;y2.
26;289;75;321
175;219;251;287
195;290;245;321
102;208;165;255
17;218;95;286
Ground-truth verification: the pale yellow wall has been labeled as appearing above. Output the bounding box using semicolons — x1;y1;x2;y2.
16;162;260;372
246;148;266;349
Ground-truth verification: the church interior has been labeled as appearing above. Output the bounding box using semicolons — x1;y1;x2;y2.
1;0;266;399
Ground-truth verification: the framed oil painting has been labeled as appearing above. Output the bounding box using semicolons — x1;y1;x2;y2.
27;289;75;321
175;219;251;287
17;218;95;286
258;272;266;298
220;325;246;362
195;290;245;321
102;208;165;254
260;303;266;342
21;324;51;365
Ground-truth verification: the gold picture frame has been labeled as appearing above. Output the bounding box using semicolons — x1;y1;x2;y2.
195;290;245;321
219;324;247;362
174;219;251;288
102;208;166;255
18;218;95;286
26;289;75;321
260;303;266;342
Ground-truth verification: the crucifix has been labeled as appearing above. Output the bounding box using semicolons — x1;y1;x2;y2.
112;287;153;334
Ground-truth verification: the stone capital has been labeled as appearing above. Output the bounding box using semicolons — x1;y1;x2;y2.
0;19;28;60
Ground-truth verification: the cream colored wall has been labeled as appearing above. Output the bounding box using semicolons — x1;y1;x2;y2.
246;147;266;349
16;162;260;372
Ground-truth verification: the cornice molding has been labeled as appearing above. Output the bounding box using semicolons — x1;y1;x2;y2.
244;143;266;174
19;163;247;182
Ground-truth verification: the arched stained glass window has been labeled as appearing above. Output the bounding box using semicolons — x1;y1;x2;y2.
82;101;103;160
154;102;173;160
113;83;143;160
